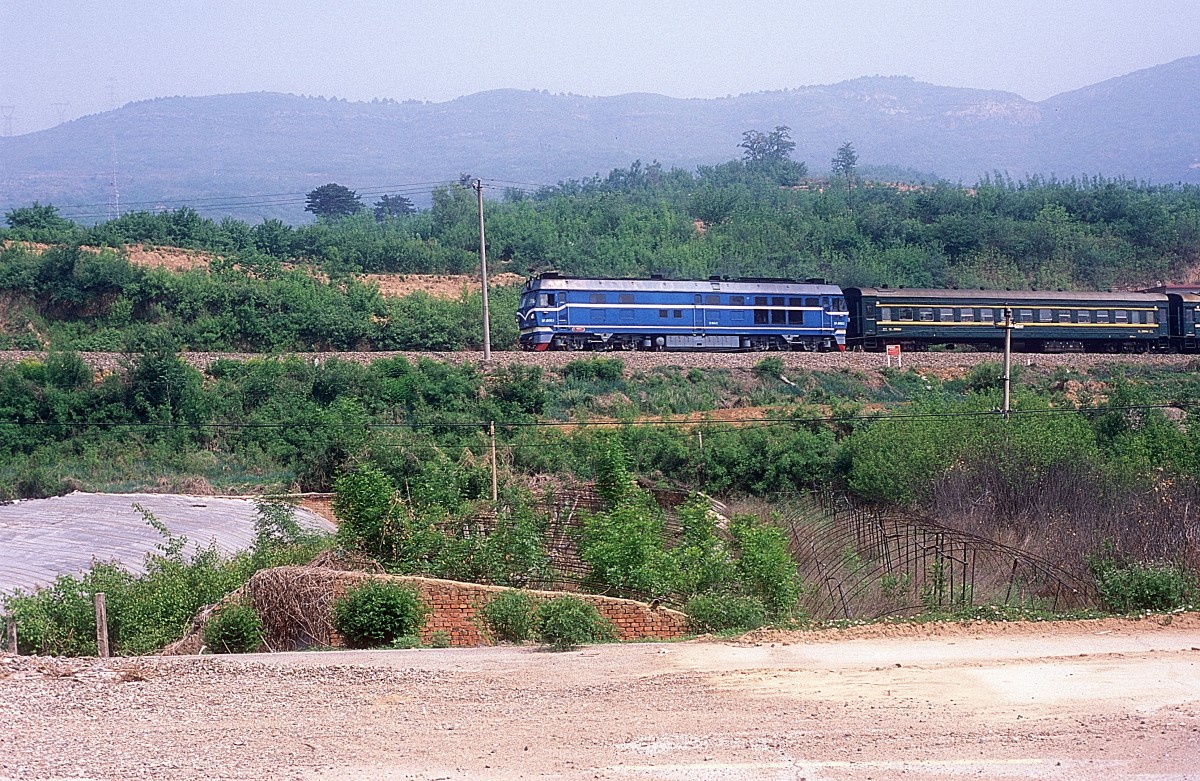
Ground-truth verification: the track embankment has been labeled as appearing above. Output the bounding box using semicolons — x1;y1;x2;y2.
0;349;1196;375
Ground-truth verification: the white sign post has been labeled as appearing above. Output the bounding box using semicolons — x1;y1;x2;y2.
886;343;902;368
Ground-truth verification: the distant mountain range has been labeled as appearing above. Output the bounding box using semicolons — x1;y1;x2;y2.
2;56;1198;223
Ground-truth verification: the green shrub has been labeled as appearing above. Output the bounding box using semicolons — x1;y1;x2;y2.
332;580;429;648
561;358;624;383
1088;547;1196;613
429;630;451;648
202;603;264;654
390;635;422;649
481;590;536;643
684;594;767;633
753;356;785;379
534;596;615;651
730;516;801;619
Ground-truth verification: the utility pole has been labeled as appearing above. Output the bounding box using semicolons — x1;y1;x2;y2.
473;179;492;361
995;306;1023;420
489;421;498;502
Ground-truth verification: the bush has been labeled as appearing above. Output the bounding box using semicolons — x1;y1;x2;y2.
481;590;536;643
202;603;264;654
332;580;429;648
429;630;451;648
684;594;767;633
534;596;615;651
729;516;801;619
1088;547;1196;613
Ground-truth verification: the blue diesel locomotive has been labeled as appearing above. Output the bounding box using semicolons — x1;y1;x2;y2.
517;273;849;351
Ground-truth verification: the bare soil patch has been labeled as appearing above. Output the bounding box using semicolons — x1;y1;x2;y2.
3;614;1198;780
362;272;524;299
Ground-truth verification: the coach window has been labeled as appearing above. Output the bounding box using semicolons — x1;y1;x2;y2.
979;308;994;322
788;298;803;324
618;293;635;304
939;308;954;321
1059;311;1072;323
896;307;913;321
918;308;934;322
1018;309;1033;323
589;293;606;304
877;306;889;320
1145;310;1156;324
705;294;721;305
1129;311;1141;324
1096;310;1110;323
1077;310;1090;323
1039;309;1052;322
1114;310;1128;323
730;295;744;306
960;308;974;321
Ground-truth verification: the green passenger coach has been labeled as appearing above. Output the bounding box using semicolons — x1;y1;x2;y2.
845;288;1170;352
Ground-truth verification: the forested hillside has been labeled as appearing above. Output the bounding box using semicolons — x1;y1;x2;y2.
2;160;1199;352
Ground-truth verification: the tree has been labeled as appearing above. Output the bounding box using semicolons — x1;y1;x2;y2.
305;183;363;218
739;126;796;163
831;142;859;193
4;202;76;243
373;194;416;221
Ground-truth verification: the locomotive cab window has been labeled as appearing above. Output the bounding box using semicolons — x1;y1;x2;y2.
538;293;556;307
833;297;846;311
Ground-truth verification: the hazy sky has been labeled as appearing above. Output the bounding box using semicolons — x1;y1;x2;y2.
2;0;1197;135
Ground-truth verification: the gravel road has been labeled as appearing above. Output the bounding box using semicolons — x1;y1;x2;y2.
1;349;1196;376
3;614;1198;781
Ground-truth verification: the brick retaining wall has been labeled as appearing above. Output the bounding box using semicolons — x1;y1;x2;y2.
242;566;688;650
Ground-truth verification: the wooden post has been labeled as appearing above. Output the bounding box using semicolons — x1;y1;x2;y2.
5;614;16;655
94;593;110;658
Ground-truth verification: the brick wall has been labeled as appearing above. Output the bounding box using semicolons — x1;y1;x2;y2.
244;566;688;650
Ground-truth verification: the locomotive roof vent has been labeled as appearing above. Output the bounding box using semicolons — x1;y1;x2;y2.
650;273;664;279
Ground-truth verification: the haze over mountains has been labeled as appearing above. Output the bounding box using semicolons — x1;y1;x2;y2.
2;56;1197;223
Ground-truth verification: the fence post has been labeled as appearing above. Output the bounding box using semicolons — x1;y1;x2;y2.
5;614;16;655
94;593;110;658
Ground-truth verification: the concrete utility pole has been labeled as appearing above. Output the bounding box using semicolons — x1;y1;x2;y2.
995;306;1023;420
473;179;492;361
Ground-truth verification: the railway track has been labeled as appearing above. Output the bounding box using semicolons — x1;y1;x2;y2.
0;349;1196;374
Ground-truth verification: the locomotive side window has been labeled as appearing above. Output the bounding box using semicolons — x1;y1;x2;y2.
695;295;703;304
960;308;974;321
705;294;721;305
589;293;606;304
730;296;744;306
538;293;556;306
618;293;635;304
833;297;846;311
673;310;683;318
1077;310;1090;323
804;297;818;307
659;310;668;318
918;308;934;322
788;298;803;324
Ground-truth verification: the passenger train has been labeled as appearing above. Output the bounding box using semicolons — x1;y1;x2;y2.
516;273;1200;353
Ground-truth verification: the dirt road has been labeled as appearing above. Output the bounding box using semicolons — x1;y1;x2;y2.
3;615;1198;780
